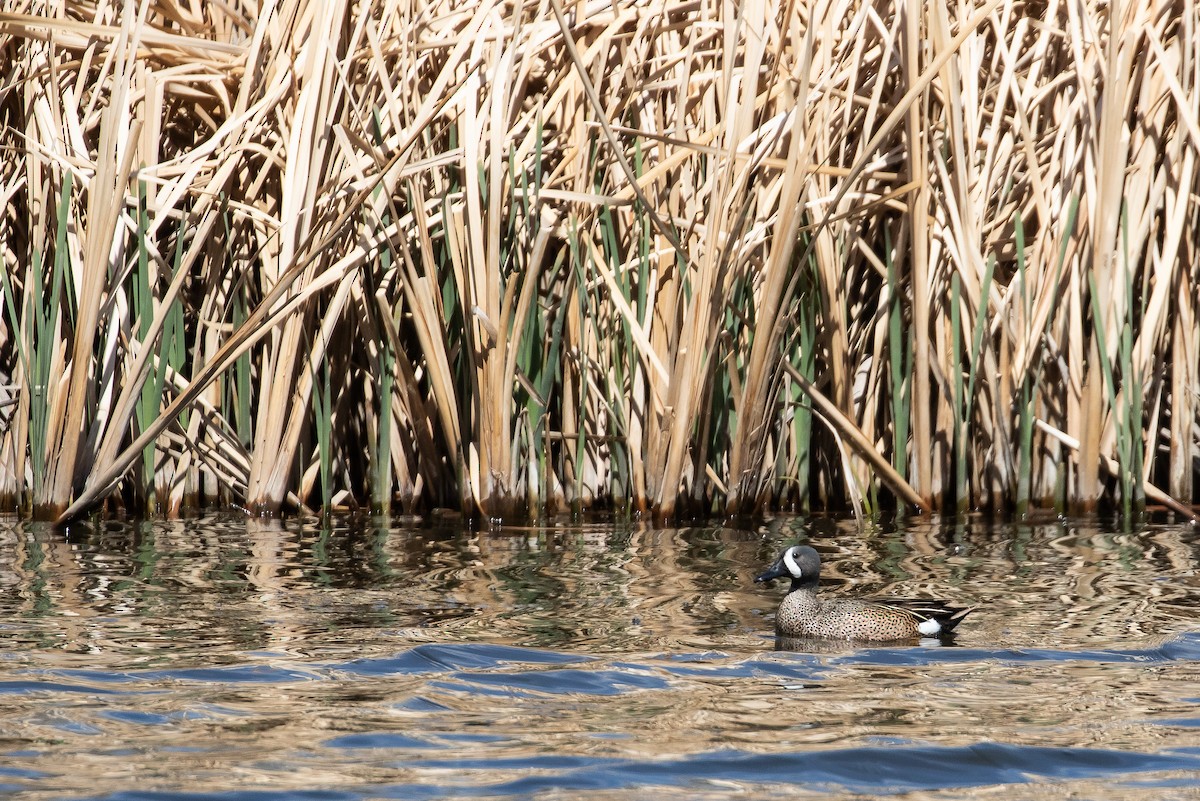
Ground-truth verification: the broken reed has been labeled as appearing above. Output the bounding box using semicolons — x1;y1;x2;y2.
0;0;1197;523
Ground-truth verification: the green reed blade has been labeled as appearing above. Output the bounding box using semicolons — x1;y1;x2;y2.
27;252;46;500
597;196;632;501
1015;213;1032;515
886;230;909;488
1116;207;1143;520
372;172;396;515
0;248;29;379
959;253;995;512
965;254;995;417
952;271;965;511
164;221;188;433
49;173;75;328
1086;270;1124;499
569;215;589;509
794;276;816;511
135;179;156;495
22;173;78;501
315;348;333;514
1046;195;1080;510
374;336;395;515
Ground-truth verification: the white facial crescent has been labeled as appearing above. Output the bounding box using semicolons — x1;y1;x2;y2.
782;546;803;578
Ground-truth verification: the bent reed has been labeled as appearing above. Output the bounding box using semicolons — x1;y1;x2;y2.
0;0;1197;522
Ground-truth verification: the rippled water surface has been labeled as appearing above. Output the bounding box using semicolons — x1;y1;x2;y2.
1;513;1199;799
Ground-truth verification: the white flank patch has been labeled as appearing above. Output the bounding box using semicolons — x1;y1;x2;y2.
917;618;941;636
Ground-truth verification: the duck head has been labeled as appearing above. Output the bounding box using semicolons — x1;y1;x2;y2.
755;544;821;591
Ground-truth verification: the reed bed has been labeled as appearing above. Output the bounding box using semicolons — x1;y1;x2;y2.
0;0;1197;522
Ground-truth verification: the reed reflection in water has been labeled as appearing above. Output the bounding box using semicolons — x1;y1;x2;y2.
0;513;1198;800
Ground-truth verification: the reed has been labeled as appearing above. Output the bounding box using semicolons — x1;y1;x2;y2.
0;0;1197;522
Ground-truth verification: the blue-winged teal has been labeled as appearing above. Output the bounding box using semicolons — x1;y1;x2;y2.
755;545;973;641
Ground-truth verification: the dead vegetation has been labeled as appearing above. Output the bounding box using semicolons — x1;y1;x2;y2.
0;0;1197;521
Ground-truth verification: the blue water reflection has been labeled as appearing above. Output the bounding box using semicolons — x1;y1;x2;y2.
1;514;1198;800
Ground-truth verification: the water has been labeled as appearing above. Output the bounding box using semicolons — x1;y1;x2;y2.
1;513;1198;799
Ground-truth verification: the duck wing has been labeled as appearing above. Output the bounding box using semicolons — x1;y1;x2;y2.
869;598;975;634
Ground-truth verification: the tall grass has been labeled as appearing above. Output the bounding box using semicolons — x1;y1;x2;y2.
0;0;1197;522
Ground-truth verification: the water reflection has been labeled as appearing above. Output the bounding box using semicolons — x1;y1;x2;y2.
4;514;1200;657
0;513;1198;799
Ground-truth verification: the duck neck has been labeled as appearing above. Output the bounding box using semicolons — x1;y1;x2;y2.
788;576;818;592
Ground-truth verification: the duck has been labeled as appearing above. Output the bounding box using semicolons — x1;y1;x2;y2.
755;544;973;641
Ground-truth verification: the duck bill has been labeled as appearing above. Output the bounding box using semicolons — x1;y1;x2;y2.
755;557;789;584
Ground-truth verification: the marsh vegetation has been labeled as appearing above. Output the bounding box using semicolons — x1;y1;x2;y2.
0;0;1197;521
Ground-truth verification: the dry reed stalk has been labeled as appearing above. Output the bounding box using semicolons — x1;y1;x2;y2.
0;0;1196;522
